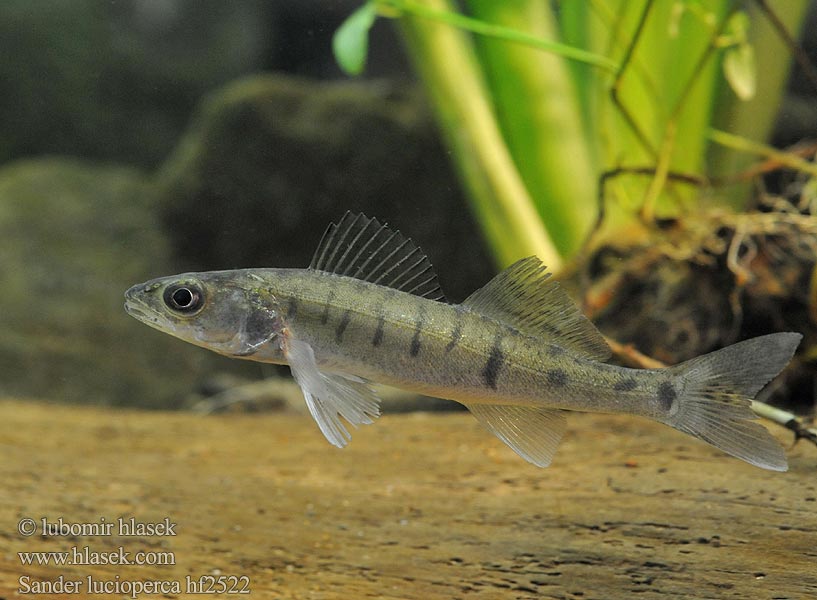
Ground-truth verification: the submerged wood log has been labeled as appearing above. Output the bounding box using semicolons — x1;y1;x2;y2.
1;399;815;599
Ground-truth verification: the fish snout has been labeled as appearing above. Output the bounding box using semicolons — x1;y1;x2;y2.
124;280;163;302
123;281;163;321
124;284;139;302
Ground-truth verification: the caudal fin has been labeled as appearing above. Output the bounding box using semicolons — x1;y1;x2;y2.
662;332;801;471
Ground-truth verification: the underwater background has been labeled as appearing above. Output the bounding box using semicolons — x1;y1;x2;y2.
1;0;816;413
0;0;499;410
2;3;817;599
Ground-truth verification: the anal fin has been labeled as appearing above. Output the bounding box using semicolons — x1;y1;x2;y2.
465;404;566;467
285;338;381;447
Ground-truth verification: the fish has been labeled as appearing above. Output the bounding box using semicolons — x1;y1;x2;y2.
124;212;801;471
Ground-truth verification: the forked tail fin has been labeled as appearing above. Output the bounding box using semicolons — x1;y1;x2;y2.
662;332;801;471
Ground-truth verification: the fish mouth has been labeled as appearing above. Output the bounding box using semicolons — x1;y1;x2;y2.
124;301;176;335
123;300;149;320
124;288;174;333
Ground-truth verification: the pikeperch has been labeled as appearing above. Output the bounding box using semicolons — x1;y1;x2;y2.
124;213;801;471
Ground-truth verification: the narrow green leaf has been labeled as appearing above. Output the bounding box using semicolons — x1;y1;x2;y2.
333;3;378;76
709;128;817;178
379;0;617;72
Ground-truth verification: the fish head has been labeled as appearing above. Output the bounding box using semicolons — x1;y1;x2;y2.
124;271;286;362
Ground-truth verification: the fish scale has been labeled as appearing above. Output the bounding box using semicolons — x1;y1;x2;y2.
125;212;801;471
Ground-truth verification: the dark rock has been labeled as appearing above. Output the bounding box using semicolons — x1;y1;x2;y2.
154;74;494;301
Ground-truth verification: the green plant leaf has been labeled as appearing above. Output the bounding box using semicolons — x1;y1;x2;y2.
723;41;756;100
721;10;756;101
333;2;378;76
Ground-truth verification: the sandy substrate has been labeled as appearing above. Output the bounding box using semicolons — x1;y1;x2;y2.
1;399;815;599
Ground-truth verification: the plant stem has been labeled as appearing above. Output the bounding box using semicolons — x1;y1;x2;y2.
709;128;817;178
467;0;599;256
394;0;562;269
751;401;817;446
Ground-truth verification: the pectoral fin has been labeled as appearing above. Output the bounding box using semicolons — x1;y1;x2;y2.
285;338;381;447
465;404;566;467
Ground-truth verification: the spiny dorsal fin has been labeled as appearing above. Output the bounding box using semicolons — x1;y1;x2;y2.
462;256;610;361
310;212;446;302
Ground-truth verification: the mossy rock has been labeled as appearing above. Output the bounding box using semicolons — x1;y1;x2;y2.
155;74;493;301
0;158;257;408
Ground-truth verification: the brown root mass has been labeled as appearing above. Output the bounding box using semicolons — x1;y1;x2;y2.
573;207;817;412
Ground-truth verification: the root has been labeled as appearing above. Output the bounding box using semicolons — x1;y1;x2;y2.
575;199;816;417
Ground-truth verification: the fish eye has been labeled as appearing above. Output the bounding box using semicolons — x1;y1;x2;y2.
163;283;204;314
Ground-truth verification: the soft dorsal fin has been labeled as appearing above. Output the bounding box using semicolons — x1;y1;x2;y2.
462;256;610;361
310;212;446;302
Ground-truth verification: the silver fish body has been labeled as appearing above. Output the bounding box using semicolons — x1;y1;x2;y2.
125;213;801;471
238;268;665;419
